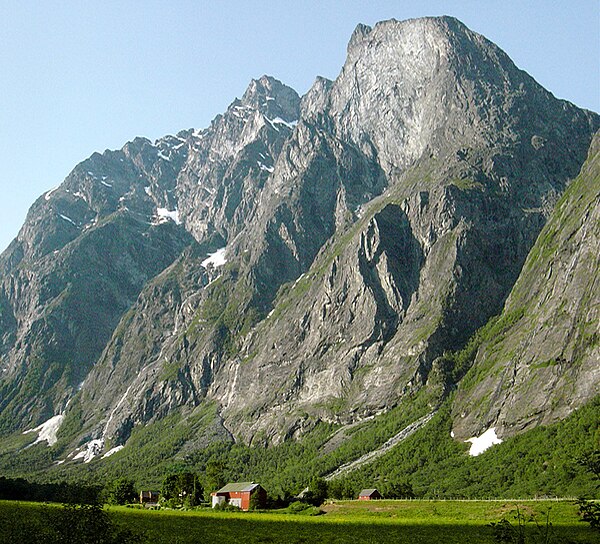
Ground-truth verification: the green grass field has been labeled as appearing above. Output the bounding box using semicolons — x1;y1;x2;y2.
0;499;597;543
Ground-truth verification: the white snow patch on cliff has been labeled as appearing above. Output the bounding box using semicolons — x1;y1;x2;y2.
45;186;59;200
201;247;227;268
102;445;124;459
23;414;65;446
264;116;298;130
59;214;77;227
257;161;274;173
73;439;104;463
466;427;502;456
156;208;181;225
100;180;113;188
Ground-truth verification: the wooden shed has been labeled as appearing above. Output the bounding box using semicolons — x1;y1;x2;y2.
358;488;382;500
139;490;159;505
211;482;266;511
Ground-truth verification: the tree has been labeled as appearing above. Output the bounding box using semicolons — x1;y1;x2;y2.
381;481;415;499
106;478;137;505
303;477;327;506
161;472;203;507
576;450;600;483
203;460;227;501
327;479;355;500
575;449;600;532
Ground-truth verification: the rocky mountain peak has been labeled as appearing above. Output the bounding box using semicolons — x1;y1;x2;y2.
240;75;300;122
346;22;372;53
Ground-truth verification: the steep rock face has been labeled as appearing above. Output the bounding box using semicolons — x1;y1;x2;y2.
176;76;300;244
452;132;600;441
73;17;599;450
0;138;195;432
0;76;300;433
234;16;597;312
198;17;599;442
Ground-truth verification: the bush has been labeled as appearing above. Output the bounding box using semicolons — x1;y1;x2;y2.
285;501;322;516
488;506;555;544
576;499;600;532
212;502;241;512
105;478;137;505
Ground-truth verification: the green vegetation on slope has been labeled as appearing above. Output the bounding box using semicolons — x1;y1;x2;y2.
0;395;597;503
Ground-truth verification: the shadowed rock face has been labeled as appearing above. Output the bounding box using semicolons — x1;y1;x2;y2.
0;17;598;454
452;131;600;442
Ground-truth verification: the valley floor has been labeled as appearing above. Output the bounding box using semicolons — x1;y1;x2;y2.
1;499;597;544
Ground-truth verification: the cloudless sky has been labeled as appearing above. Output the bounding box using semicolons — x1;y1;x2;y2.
1;0;598;253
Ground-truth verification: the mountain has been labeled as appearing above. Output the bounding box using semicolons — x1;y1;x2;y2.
0;16;597;477
451;131;600;440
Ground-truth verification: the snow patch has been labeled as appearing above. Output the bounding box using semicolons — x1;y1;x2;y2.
23;414;65;446
59;214;77;227
45;186;59;200
144;186;152;197
257;161;274;173
73;439;104;463
156;207;181;225
201;247;227;268
264;116;298;131
102;445;124;459
100;180;113;188
466;427;502;456
157;150;171;161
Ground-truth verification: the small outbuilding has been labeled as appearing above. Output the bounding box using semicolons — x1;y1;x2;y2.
140;490;160;506
358;488;382;501
211;482;266;511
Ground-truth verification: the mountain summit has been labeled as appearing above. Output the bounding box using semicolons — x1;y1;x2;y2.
0;17;597;472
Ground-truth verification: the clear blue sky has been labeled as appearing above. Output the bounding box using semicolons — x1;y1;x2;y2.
1;0;598;253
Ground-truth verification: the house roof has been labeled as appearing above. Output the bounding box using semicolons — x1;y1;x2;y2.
216;482;260;493
358;489;379;496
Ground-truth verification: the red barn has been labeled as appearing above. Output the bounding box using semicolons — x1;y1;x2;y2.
358;488;382;500
211;482;266;511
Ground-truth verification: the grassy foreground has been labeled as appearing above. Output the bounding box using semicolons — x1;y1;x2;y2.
0;499;597;543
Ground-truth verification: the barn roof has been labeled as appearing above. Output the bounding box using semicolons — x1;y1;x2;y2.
216;482;260;493
358;489;379;496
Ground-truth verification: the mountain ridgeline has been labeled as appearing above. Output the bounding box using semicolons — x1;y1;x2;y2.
0;17;598;477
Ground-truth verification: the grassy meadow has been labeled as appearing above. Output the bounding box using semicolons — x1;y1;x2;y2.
1;499;597;544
